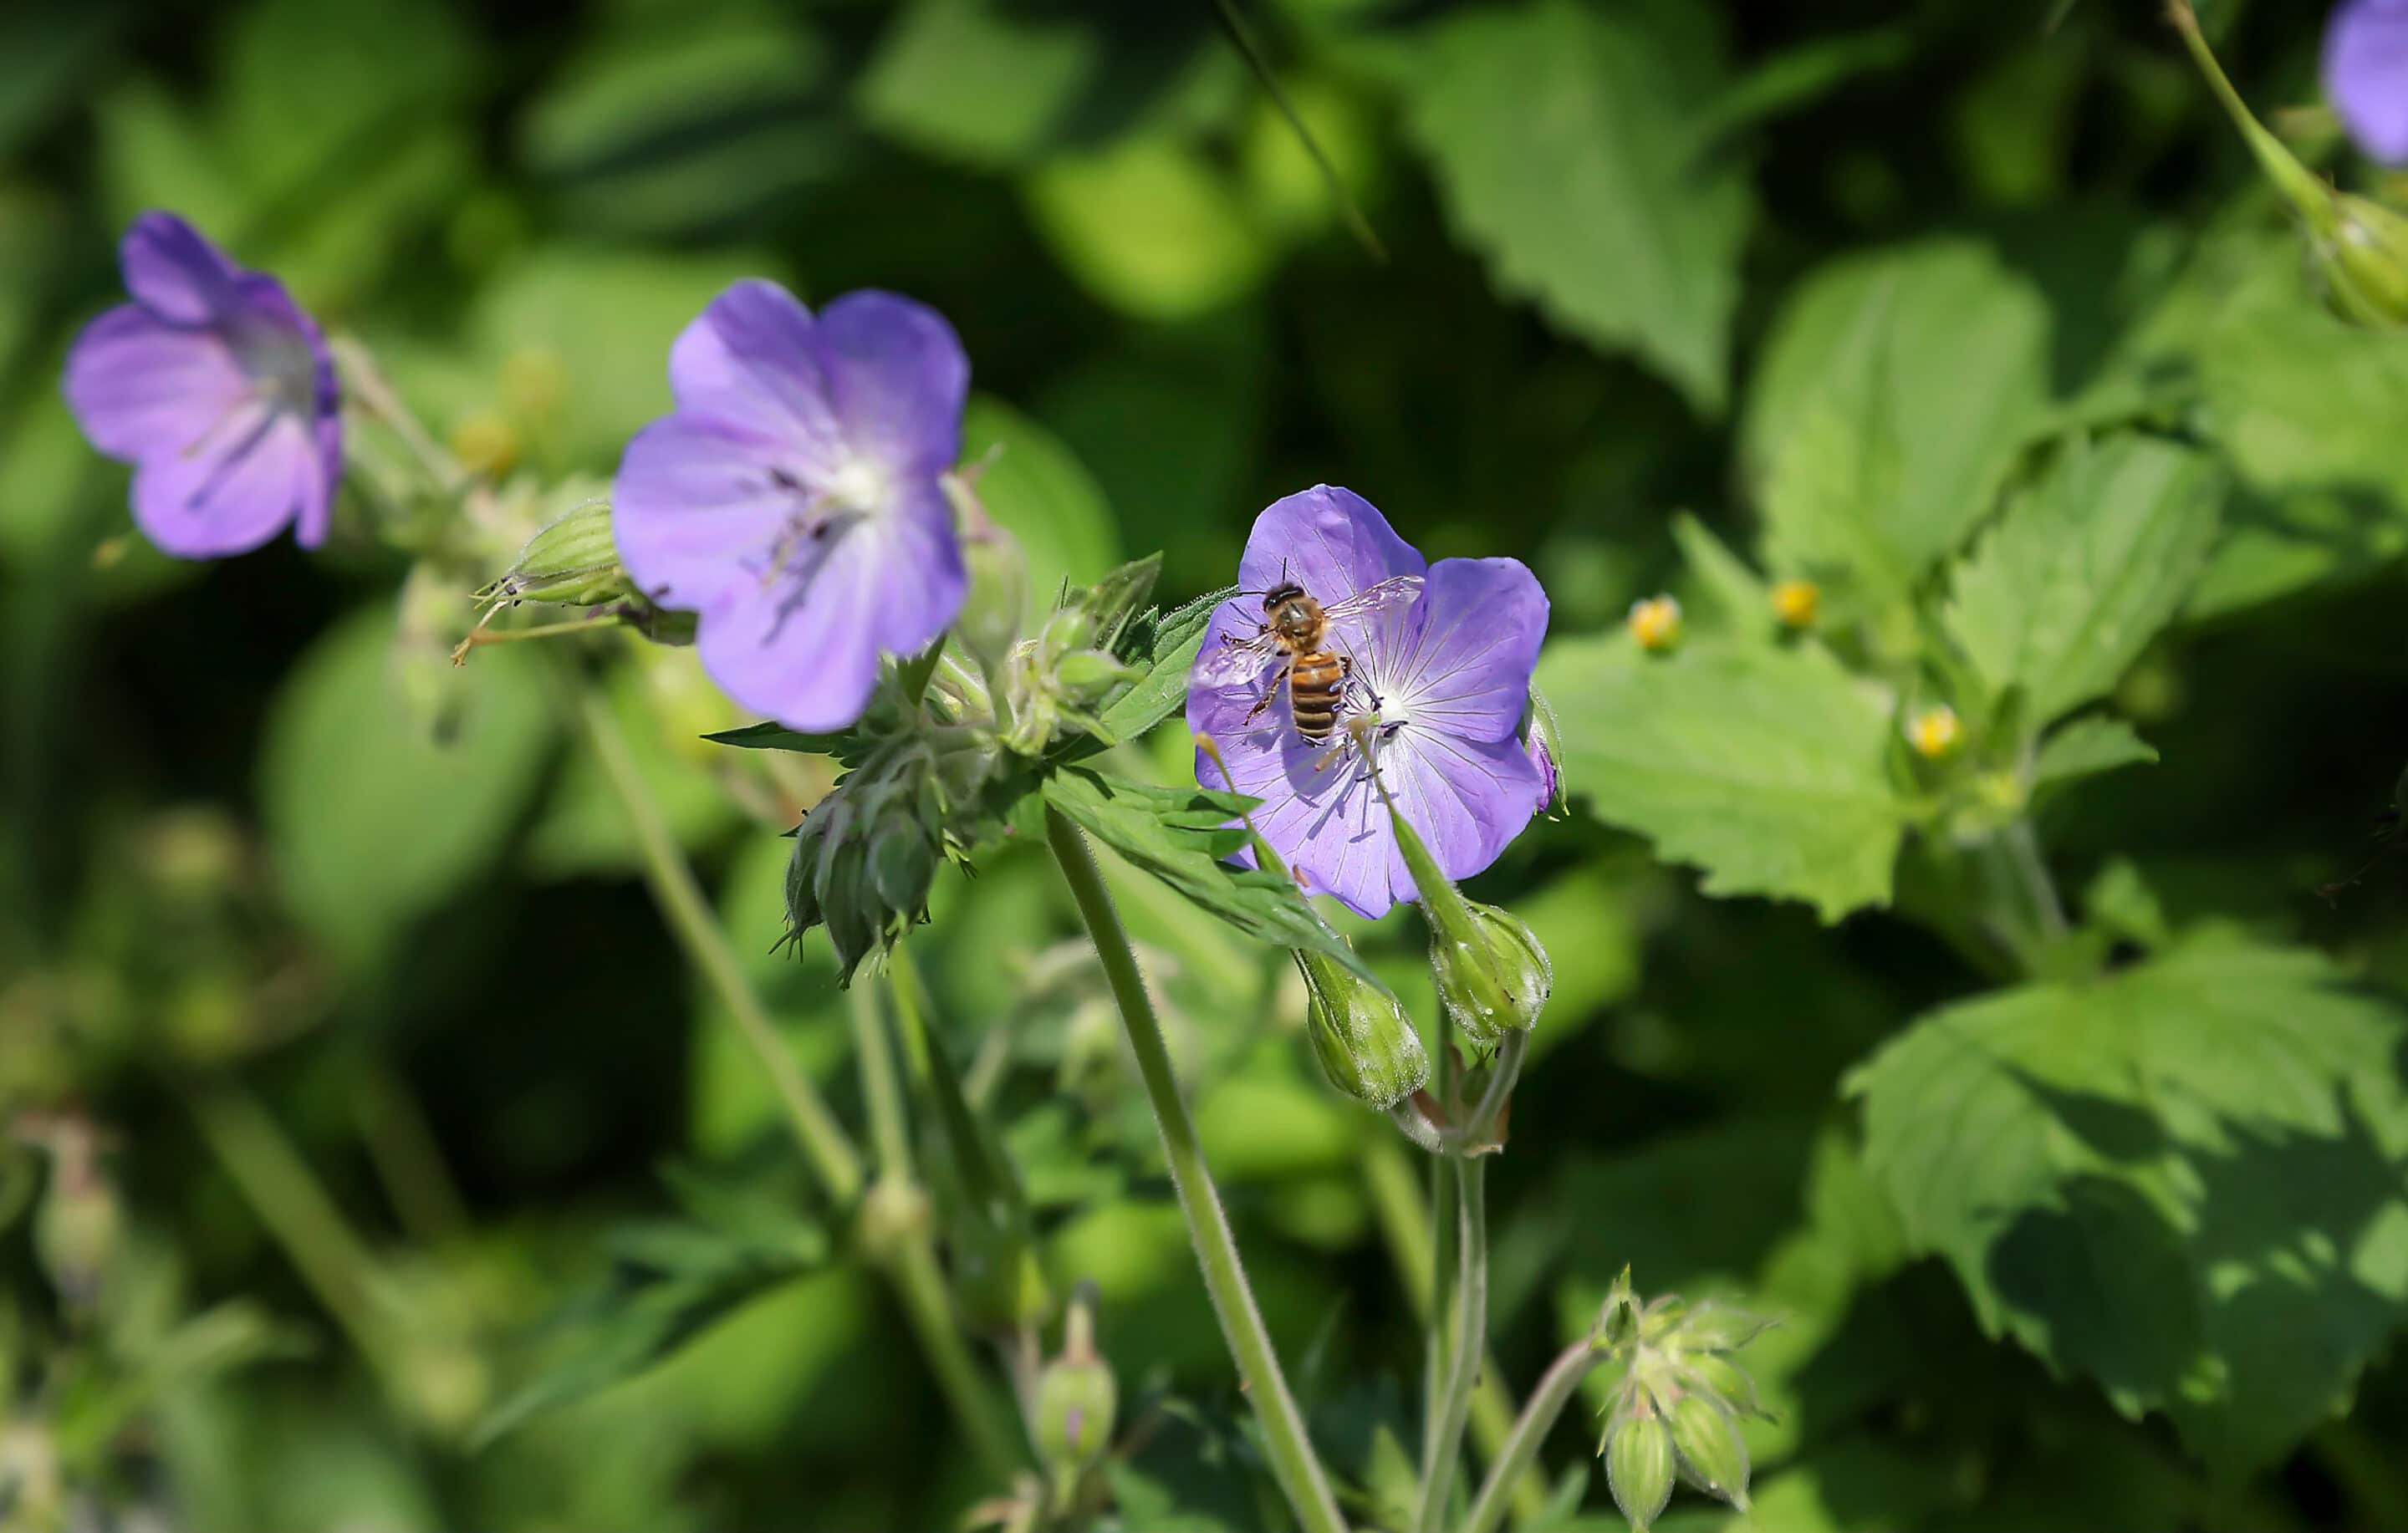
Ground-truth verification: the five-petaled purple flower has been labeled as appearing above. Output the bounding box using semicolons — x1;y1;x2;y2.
614;281;969;733
2328;0;2408;165
63;212;341;558
1187;486;1551;919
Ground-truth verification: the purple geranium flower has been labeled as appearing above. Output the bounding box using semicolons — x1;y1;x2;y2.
1187;486;1550;919
615;281;969;732
2328;0;2408;164
62;212;341;558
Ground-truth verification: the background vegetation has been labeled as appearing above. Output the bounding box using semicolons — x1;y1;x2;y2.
5;1;2408;1530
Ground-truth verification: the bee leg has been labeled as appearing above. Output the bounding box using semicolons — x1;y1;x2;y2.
1242;670;1284;726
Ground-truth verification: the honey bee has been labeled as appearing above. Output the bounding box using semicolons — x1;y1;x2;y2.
1196;573;1421;748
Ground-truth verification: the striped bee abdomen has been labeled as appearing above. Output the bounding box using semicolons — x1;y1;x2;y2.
1287;650;1348;741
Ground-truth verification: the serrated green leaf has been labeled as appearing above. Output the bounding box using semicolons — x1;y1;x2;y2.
1533;636;1909;921
1746;240;2053;593
2032;716;2159;794
1946;435;2222;727
476;1213;829;1446
1395;0;1749;413
1846;937;2408;1469
1038;767;1380;984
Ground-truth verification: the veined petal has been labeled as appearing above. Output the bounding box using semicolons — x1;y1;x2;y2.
1379;728;1547;899
814;290;969;480
614;414;814;613
2329;0;2408;165
130;404;319;558
865;479;969;657
694;527;889;734
1199;727;1396;919
666;279;847;469
120;212;245;325
63;306;247;463
1238;485;1426;606
1382;557;1549;744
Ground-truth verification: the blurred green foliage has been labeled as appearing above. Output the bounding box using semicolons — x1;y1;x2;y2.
8;2;2408;1531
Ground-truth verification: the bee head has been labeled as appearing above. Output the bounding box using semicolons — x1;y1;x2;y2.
1262;580;1307;615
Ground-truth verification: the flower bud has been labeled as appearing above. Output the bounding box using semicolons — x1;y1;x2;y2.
1627;594;1682;652
855;1174;932;1265
1427;899;1552;1052
478;497;630;609
1522;685;1566;818
1034;1286;1118;1490
1770;578;1819;629
31;1127;118;1313
1666;1392;1751;1510
956;523;1028;675
1906;705;1962;761
1296;948;1430;1110
1603;1404;1674;1532
1052;649;1140;702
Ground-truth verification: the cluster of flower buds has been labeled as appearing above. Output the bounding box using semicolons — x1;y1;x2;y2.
1592;1270;1775;1532
995;558;1157;758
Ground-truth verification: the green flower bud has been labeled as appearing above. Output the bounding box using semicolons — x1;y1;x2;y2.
1035;1288;1119;1488
1428;900;1552;1052
2175;3;2408;328
479;496;630;609
1603;1404;1674;1532
34;1166;119;1312
1666;1391;1751;1511
1052;649;1140;702
1296;948;1429;1110
957;525;1028;675
855;1175;932;1265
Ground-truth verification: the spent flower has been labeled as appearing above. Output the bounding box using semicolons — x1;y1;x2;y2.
63;212;341;558
1187;486;1551;919
615;282;970;732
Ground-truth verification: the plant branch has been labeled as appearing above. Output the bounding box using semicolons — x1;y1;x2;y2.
1043;806;1349;1533
1461;1337;1609;1533
1416;1156;1487;1533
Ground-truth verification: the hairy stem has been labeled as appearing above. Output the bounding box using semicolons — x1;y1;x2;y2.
1043;807;1348;1533
1360;1138;1546;1524
567;679;864;1204
1462;1339;1609;1533
1416;1157;1487;1533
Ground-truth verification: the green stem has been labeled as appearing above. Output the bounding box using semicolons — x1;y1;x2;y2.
1360;1138;1546;1525
848;986;918;1179
2005;819;2068;940
1416;1158;1487;1533
1425;1007;1458;1483
1462;1339;1608;1533
188;1084;400;1382
885;1197;1031;1482
351;1058;470;1243
1043;806;1349;1533
566;679;865;1204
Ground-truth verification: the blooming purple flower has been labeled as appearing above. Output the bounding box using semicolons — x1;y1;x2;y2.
62;212;341;558
615;281;969;732
1187;486;1550;919
2328;0;2408;165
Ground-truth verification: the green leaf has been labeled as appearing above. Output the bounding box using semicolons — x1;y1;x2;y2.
258;602;554;966
701;721;860;757
2032;716;2159;795
1533;635;1910;921
1038;766;1380;984
1395;0;1750;412
1079;585;1234;750
1024;135;1277;322
1945;435;2222;727
1670;511;1771;633
1745;240;2053;592
476;1211;829;1446
856;0;1097;169
1846;937;2408;1469
962;395;1121;628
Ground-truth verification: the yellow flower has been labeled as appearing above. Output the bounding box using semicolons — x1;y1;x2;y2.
1770;578;1819;629
1627;594;1682;653
1907;705;1962;760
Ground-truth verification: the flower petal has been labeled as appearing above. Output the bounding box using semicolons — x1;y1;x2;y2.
865;480;969;657
1382;557;1548;744
614;414;814;613
1380;727;1548;899
814;290;969;479
129;404;319;558
62;305;247;464
120;212;245;325
1198;726;1396;919
1238;486;1426;606
2329;0;2408;166
666;279;847;467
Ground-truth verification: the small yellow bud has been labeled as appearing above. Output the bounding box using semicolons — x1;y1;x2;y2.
1770;578;1819;629
1627;594;1682;653
448;410;520;481
1907;705;1962;760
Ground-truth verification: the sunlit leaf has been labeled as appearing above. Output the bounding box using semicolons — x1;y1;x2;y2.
2031;716;2159;795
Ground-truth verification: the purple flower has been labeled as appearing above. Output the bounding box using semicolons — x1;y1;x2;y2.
615;281;969;732
62;212;341;558
2328;0;2408;165
1187;486;1550;919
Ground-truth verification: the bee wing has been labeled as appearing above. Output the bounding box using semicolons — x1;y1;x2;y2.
1317;574;1425;626
1193;629;1285;690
